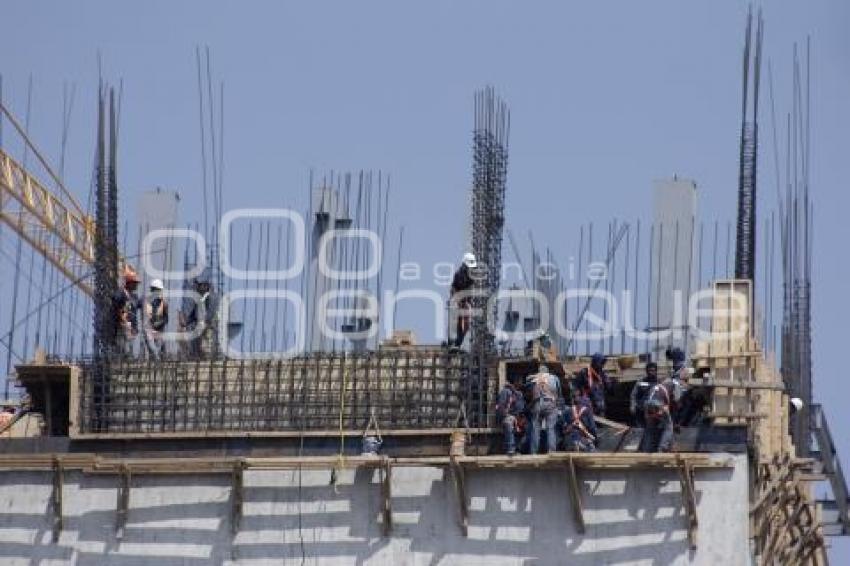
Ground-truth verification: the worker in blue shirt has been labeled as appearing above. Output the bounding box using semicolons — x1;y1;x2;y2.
526;364;562;454
495;376;526;456
573;353;615;416
630;362;658;427
642;376;684;452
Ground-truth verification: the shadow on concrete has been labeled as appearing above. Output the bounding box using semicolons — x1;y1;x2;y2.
0;460;746;565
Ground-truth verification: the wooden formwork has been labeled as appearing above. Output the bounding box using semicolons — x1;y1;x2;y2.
0;451;732;544
693;280;827;565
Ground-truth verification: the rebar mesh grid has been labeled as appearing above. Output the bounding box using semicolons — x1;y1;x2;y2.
78;350;495;434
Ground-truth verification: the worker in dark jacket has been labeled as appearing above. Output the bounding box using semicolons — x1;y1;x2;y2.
666;346;687;377
180;268;218;359
112;265;141;356
573;353;615;416
449;252;476;349
563;396;597;452
495;376;526;455
629;362;658;427
642;376;684;452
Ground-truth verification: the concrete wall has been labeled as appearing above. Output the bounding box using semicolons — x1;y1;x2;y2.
0;455;750;565
650;177;698;356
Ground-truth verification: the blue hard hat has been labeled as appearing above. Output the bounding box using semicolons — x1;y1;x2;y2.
591;353;605;366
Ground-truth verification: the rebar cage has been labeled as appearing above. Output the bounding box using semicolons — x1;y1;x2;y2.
77;350;496;434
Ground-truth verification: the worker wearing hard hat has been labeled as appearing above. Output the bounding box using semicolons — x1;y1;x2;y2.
449;252;477;350
143;278;169;360
180;267;219;359
112;265;141;356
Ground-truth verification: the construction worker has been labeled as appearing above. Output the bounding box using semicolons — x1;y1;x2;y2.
572;353;615;417
526;363;562;455
112;265;141;357
629;362;658;427
563;396;597;452
663;346;696;423
495;375;526;456
642;376;684;453
666;346;686;374
143;279;169;360
449;252;476;349
180;268;218;359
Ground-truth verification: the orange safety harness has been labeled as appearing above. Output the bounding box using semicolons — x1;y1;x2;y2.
581;366;605;396
646;382;672;420
496;388;527;433
564;405;595;440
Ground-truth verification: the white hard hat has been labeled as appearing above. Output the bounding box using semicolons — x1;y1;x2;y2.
790;397;804;411
149;278;164;290
462;252;477;268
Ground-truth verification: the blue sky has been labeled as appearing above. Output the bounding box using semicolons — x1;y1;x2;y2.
1;0;849;559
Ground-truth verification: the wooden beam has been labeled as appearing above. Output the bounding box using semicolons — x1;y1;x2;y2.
678;459;698;549
449;457;469;536
381;460;392;536
593;415;629;432
51;457;63;542
566;457;585;534
0;451;734;474
115;464;131;539
751;455;793;515
763;475;803;565
72;427;496;441
231;459;244;534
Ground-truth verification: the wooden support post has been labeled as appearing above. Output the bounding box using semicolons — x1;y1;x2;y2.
566;457;585;534
115;464;131;539
381;460;393;536
231;459;244;534
51;457;63;542
678;459;698;549
449;457;469;536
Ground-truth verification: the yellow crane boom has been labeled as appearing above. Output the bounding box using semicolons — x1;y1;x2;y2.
0;146;95;296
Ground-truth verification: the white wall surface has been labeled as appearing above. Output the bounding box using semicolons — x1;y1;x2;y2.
0;455;750;565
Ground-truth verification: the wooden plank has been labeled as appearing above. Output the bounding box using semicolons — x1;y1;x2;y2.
678;459;698;549
0;451;734;474
115;465;131;539
231;460;244;534
71;427;496;440
51;457;63;542
449;457;469;536
381;460;393;536
593;415;629;432
692;379;785;390
68;366;81;437
566;457;585;534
